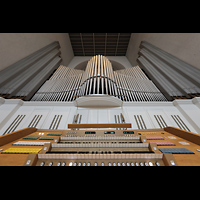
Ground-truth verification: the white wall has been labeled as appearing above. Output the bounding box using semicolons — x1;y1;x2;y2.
126;33;200;70
0;97;200;135
67;56;132;69
0;33;74;72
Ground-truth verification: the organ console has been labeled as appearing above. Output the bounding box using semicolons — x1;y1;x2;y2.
0;124;200;166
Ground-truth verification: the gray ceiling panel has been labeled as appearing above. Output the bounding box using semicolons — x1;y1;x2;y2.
69;33;131;56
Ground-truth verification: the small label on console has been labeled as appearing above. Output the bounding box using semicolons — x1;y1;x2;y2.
123;131;134;134
179;141;190;145
168;136;176;139
104;131;115;134
85;131;96;134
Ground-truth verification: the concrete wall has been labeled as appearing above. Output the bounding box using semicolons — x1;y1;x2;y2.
0;33;74;72
126;33;200;70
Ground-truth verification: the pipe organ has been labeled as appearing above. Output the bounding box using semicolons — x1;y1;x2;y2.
31;55;168;102
31;65;84;102
78;55;117;97
0;42;62;100
2;37;200;167
137;41;200;100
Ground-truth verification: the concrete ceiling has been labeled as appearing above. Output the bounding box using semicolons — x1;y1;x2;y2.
69;33;131;56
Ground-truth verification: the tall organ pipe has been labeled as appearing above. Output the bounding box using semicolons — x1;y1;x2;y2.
79;55;117;96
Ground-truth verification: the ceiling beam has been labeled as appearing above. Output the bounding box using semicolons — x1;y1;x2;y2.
115;33;120;56
93;33;95;56
80;33;85;56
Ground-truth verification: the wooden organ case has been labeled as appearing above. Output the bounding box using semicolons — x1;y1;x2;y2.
1;123;200;166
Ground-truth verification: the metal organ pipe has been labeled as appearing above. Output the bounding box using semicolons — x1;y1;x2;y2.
31;55;168;102
79;55;117;96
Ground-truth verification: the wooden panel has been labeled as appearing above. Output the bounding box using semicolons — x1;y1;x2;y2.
0;129;62;166
138;127;200;166
68;123;132;129
0;127;37;147
164;126;200;146
2;126;200;166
